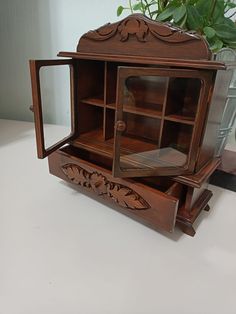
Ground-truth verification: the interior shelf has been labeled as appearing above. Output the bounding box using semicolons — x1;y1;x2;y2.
72;129;157;158
72;129;188;170
106;103;116;109
81;99;195;123
164;114;195;125
81;95;104;107
106;102;162;118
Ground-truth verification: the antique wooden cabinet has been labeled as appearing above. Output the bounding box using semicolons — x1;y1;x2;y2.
29;14;235;236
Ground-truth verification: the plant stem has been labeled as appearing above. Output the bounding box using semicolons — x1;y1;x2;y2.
159;0;169;11
209;0;217;21
140;0;146;14
129;0;134;13
163;0;169;8
144;0;152;17
158;0;163;11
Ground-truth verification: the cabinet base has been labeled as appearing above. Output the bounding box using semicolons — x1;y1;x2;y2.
48;147;214;237
176;190;213;236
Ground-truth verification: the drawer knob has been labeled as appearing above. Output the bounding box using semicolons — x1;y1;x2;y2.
116;120;126;132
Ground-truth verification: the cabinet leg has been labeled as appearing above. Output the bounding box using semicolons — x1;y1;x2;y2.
176;221;196;237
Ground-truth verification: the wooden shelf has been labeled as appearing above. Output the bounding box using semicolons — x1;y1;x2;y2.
106;102;162;119
71;129;188;170
106;103;116;110
81;96;104;108
164;114;195;125
72;129;157;159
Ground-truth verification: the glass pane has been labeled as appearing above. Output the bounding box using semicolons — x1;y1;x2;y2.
40;65;71;149
118;75;200;172
165;78;201;120
123;76;167;117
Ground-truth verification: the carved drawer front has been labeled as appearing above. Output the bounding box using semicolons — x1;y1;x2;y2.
48;147;183;233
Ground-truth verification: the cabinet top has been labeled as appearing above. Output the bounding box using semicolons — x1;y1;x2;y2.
77;14;211;61
58;14;236;70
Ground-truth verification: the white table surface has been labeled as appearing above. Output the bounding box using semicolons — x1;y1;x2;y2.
0;119;236;314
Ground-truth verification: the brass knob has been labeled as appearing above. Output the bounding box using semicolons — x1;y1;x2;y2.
116;120;126;132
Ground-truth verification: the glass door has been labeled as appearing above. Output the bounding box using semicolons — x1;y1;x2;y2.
29;59;77;158
113;66;211;178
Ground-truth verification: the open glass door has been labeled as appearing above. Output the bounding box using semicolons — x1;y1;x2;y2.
29;59;77;158
113;66;209;178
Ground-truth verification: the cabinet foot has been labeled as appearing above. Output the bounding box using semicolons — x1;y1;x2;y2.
204;204;210;212
176;189;212;236
176;221;196;237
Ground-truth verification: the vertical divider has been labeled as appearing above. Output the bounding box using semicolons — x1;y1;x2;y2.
104;62;117;140
158;77;170;148
103;61;108;139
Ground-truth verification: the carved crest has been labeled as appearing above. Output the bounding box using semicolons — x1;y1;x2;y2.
62;164;150;210
118;18;149;42
82;14;200;44
77;14;211;60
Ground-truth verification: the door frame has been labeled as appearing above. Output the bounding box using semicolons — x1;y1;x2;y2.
112;66;213;178
29;59;78;159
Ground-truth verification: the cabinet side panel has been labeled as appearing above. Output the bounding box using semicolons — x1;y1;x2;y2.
196;70;233;172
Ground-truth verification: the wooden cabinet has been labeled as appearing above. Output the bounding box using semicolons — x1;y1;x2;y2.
29;14;235;236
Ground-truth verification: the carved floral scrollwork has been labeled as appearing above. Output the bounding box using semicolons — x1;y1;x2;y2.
82;14;199;44
62;163;150;210
118;18;149;42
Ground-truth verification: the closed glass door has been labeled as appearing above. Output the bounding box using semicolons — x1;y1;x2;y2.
113;66;210;178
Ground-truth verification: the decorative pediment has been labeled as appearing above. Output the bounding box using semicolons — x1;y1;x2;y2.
77;14;211;60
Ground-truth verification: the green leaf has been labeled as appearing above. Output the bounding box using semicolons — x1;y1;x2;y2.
195;0;212;17
117;5;124;17
178;12;188;29
213;24;236;41
157;6;176;21
173;5;187;23
209;37;224;52
203;26;216;39
212;0;226;24
188;0;199;5
222;17;236;28
227;42;236;49
186;5;203;31
133;3;143;11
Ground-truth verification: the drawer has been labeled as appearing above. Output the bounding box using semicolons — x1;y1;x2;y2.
48;146;184;233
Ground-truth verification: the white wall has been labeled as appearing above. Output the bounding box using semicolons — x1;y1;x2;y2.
0;0;127;123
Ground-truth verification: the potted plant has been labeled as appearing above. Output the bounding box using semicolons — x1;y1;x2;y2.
117;0;236;156
117;0;236;52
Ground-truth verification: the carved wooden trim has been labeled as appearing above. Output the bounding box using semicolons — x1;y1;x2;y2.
82;14;200;44
78;14;211;60
62;163;150;210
